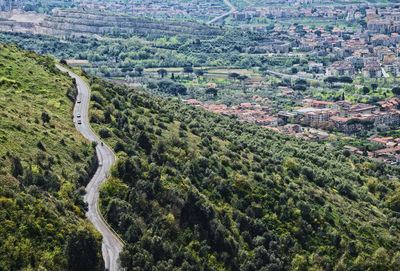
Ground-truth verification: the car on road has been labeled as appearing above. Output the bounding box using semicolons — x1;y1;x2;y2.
77;100;81;103
77;113;81;118
77;120;82;124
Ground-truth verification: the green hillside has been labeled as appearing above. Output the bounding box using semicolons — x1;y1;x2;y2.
0;44;102;271
3;43;400;271
83;75;400;271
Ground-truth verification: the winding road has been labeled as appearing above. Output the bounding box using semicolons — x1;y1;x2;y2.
207;0;236;25
56;65;123;271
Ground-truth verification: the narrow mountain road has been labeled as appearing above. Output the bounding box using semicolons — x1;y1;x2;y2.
56;65;123;271
207;0;236;25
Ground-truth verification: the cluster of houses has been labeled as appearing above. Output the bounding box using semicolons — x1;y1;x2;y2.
366;8;400;34
184;95;400;136
279;98;400;134
318;7;400;78
183;96;400;164
183;98;278;127
231;4;346;21
344;135;400;165
244;6;400;79
327;43;400;79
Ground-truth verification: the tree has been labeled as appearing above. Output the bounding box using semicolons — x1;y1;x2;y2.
195;70;204;78
360;19;367;29
324;25;334;33
135;65;144;76
324;76;338;86
99;128;112;138
391;252;400;270
339;76;353;83
41;111;51;123
284;157;298;174
66;225;102;271
238;75;248;86
337;183;357;200
293;85;307;91
157;69;168;78
362;86;370;94
291;67;298;74
229;72;240;81
137;131;152;153
106;198;130;226
392;87;400;96
291;254;308;271
386;190;400;212
205;87;218;97
170;83;187;95
370;247;390;271
11;156;23;178
183;66;193;77
295;78;307;86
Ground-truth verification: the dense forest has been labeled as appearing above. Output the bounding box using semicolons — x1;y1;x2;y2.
80;72;400;270
0;44;102;270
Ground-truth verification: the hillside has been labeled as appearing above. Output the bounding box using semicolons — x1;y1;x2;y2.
2;43;400;271
0;9;224;39
82;75;400;270
0;44;102;270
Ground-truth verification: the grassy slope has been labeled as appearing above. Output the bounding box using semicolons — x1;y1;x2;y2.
84;75;400;270
0;44;101;271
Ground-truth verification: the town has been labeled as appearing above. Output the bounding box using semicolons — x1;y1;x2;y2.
183;95;400;165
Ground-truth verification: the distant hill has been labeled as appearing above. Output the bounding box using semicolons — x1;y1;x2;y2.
81;71;400;270
0;8;224;39
0;44;102;270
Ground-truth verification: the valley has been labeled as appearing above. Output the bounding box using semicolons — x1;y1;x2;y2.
1;1;400;271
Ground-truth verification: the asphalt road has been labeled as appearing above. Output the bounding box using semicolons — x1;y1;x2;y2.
56;65;123;271
207;0;236;25
382;67;390;78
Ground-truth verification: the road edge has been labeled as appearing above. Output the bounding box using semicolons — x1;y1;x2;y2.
56;63;126;266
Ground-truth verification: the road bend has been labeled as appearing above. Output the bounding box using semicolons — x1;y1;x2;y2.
56;65;123;271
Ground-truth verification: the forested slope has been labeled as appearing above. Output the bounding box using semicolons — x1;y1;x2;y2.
85;74;400;271
0;44;102;270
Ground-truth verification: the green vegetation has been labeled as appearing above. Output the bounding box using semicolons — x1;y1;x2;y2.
79;72;400;270
0;44;102;270
0;30;283;77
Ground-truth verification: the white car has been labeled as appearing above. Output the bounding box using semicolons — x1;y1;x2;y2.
77;113;81;118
